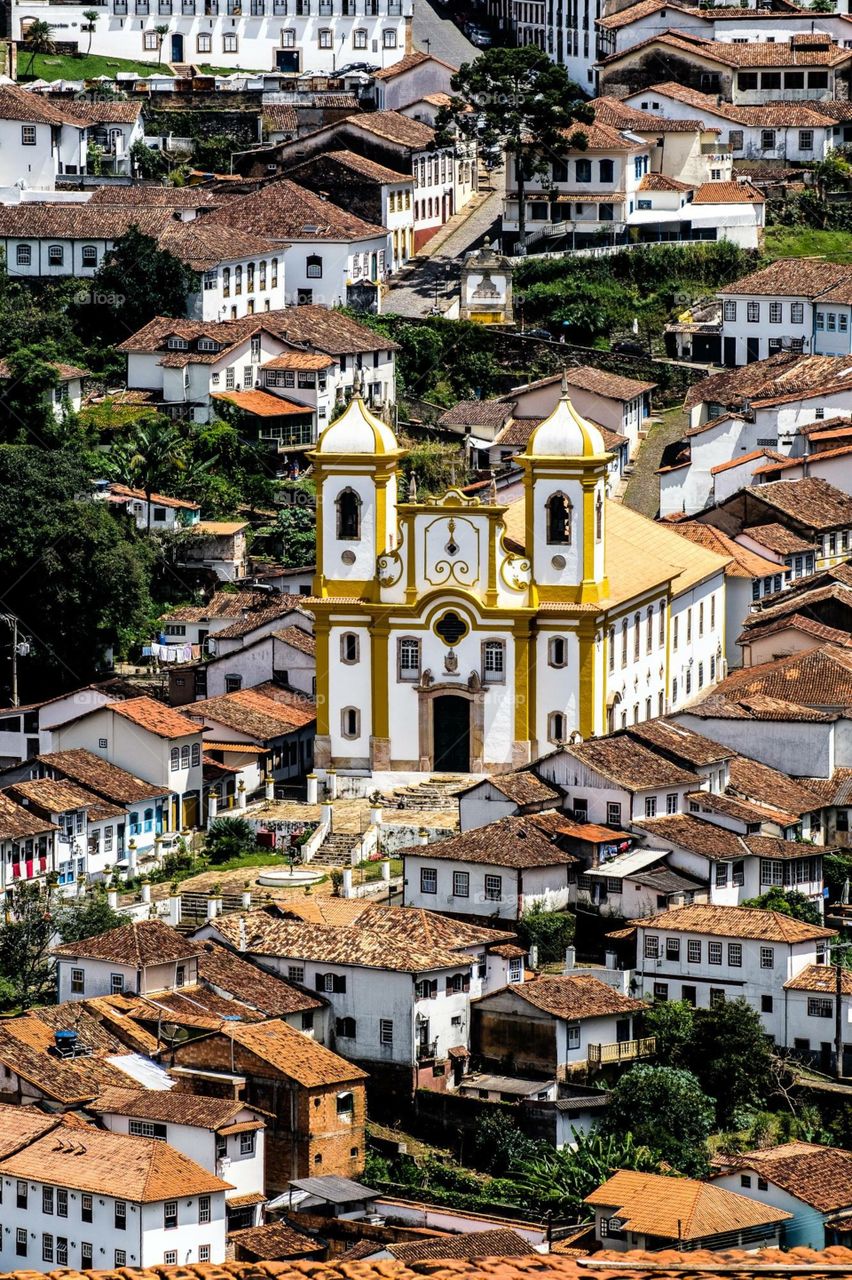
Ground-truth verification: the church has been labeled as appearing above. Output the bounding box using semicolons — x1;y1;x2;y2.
309;385;729;775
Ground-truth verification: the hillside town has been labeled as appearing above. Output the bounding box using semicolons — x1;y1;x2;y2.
1;1;852;1280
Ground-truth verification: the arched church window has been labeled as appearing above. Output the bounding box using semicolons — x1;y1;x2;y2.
336;488;361;540
548;711;566;743
546;493;573;545
548;637;567;668
340;633;360;664
596;492;603;541
398;637;420;681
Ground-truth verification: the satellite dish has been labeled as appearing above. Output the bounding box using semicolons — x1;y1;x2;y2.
160;1022;190;1045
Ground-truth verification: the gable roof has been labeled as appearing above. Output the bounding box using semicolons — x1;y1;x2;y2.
563;733;699;790
711;1142;852;1213
373;50;457;79
744;477;852;531
346;109;436;149
668;522;780;578
478;974;643;1020
89;1086;260;1130
623;902;834;942
585;1170;791;1240
204;178;388;241
52;919;203;967
200;1018;367;1087
190;687;316;741
633;813;821;860
683;352;852;412
400;812;580;870
32;749;167;804
109;695;201;740
196;939;324;1015
0;792;58;840
711;643;852;708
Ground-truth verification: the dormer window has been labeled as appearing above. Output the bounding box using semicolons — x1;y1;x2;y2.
197;338;218;352
167;336;189;351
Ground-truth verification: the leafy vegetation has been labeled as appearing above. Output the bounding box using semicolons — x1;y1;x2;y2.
741;886;823;924
76;227;199;344
515;905;575;965
602;1064;715;1176
204;817;260;865
23;51;172;79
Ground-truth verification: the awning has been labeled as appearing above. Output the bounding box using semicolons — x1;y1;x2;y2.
226;1191;267;1208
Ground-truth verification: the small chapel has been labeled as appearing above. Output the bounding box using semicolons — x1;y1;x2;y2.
309;386;728;775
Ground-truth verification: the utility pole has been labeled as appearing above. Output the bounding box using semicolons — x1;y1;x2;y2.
0;613;28;708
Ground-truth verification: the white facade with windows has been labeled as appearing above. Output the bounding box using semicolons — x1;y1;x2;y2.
11;0;411;74
402;851;573;922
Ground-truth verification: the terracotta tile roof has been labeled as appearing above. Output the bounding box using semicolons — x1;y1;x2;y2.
634;812;822;860
638;172;694;192
745;477;852;531
684;352;852;412
709;448;787;476
263;103;298;133
0;1121;231;1200
605;29;852;67
721;258;852;299
230;1220;322;1259
0;792;58;840
348;109;436;149
438;399;514;430
564;734;699;790
263;351;336;370
739;612;852;651
711;1141;852;1212
0;358;86;382
214;1018;367;1087
476;770;562;807
197;939;324;1015
5;777;122;821
296;148;412;184
0;1101;64;1154
211;902;516;974
211;596;311;640
597;0;693;31
784;964;852;997
687;691;838;722
272;625;316;656
740;523;816;555
160;590;270;624
387;1232;535;1262
33;750;165;805
88;185;224;208
0;204;177;242
109;695;201;740
53;919;204;966
191;687;316;741
714;643;852;707
373;50;457;79
401;812;580;870
727;755;826;816
0;84;86;125
793;767;852;803
686;788;798;828
59;98;143;124
481;974;643;1020
562;364;656;400
626;902;835;941
109;482;200;511
594;95;709;132
213;389;308;418
205;177;388;241
670;522;780;578
626;719;734;767
585;1170;791;1240
90;1085;259;1129
693;180;765;204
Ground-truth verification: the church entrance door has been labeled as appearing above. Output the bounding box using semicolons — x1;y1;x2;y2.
433;695;470;772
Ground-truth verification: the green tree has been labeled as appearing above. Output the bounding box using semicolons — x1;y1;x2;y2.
22;19;55;77
602;1064;714;1176
688;1000;773;1128
0;445;156;699
514;1129;660;1216
154;23;170;64
81;9;100;55
0;883;56;1009
205;817;258;864
54;888;124;944
105;419;197;527
467;1110;540;1175
436;46;591;249
79;226;198;342
645;998;695;1069
0;344;63;445
130;139;170;181
821;851;852;904
742;886;822;924
515;905;574;965
275;479;317;568
813;147;852;196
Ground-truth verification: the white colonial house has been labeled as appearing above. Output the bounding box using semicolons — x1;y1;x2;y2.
118;307;396;441
718;259;852;367
50;695;205;830
0;1105;230;1271
11;0;412;74
372;51;456;111
309;389;727;774
620;903;835;1049
402;812;579;923
507;366;655;459
91;1089;266;1229
198;902;524;1089
0;205;286;322
53;919;202;1002
203;625;316;699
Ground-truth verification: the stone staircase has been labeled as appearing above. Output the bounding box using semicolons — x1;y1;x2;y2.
309;830;363;868
382;775;469;813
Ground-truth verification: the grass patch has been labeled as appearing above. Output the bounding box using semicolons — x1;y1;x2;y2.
21;52;172;80
763;225;852;264
358;857;403;881
196;63;268;75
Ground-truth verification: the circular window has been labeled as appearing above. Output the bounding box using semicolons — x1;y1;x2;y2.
434;610;469;646
341;549;357;565
551;554;567;570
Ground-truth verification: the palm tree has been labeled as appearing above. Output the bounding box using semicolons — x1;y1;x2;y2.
154;24;170;65
107;419;189;530
22;20;55;78
81;9;100;57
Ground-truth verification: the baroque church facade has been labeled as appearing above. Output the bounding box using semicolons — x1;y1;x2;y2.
310;388;729;774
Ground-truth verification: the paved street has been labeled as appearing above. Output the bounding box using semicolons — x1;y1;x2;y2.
412;0;477;65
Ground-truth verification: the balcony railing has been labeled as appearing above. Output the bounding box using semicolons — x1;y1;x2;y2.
417;1039;439;1061
588;1036;656;1065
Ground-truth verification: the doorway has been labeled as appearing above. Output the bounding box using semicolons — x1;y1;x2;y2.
171;32;184;61
433;695;470;771
723;336;736;367
746;337;760;363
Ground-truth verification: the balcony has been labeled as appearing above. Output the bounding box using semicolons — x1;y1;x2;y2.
588;1036;656;1066
417;1038;439;1061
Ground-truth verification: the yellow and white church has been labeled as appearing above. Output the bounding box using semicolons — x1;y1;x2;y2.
309;386;729;774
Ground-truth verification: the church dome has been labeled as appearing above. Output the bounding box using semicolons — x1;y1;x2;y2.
527;392;607;459
314;393;399;456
